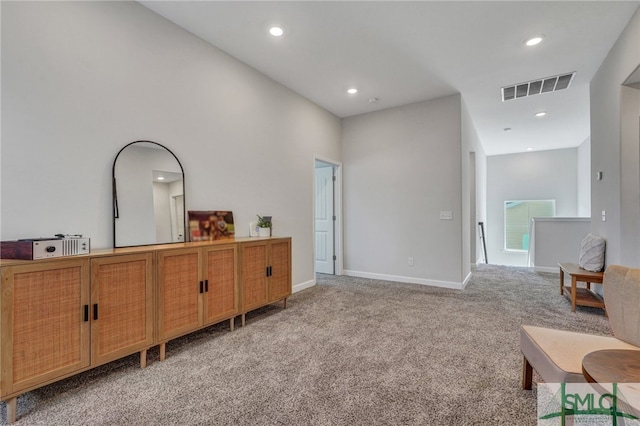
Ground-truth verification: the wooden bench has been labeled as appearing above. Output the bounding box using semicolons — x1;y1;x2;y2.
558;262;605;314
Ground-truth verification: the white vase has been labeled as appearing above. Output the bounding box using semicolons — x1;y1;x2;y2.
258;227;271;237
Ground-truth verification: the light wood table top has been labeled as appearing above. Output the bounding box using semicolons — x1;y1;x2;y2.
582;349;640;418
582;349;640;383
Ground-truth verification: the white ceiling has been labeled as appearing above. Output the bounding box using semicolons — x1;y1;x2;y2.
140;1;640;156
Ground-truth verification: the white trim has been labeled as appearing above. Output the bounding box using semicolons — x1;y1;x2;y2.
293;279;315;293
344;270;464;290
533;266;559;273
532;217;590;222
461;271;472;289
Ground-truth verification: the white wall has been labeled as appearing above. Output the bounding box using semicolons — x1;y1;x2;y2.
342;95;466;287
576;137;591;217
529;217;590;271
462;98;487;267
590;7;640;267
1;1;342;287
486;148;579;266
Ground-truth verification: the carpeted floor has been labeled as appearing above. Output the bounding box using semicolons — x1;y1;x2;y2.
1;264;611;425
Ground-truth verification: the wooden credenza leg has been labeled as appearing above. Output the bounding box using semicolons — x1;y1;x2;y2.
6;396;17;424
283;298;287;309
230;317;235;332
140;349;147;369
159;342;166;361
241;313;246;327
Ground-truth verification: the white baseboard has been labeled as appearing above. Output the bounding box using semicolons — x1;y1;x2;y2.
462;271;472;289
293;279;315;293
533;266;559;273
343;270;465;290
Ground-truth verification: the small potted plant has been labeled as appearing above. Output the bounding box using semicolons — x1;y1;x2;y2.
256;215;272;237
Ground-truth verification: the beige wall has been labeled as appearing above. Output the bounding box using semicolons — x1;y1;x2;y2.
590;7;640;267
342;95;466;287
1;1;342;288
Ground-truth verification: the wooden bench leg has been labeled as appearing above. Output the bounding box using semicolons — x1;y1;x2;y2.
523;357;533;390
571;276;578;312
6;396;17;424
559;268;564;295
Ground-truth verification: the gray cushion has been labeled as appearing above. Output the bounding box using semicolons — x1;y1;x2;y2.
578;233;605;272
604;265;640;346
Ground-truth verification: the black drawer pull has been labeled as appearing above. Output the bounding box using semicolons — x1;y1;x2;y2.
199;281;204;294
83;305;89;322
93;304;98;320
205;279;209;292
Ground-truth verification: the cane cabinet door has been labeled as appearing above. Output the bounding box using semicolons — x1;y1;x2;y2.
268;239;292;303
0;259;90;395
239;241;269;312
157;248;202;341
90;253;154;366
202;244;238;326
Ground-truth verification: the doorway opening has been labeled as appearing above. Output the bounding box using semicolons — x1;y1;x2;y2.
314;158;341;275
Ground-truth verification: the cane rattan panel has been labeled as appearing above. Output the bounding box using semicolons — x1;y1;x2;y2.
204;246;237;324
91;254;153;362
10;262;89;386
241;244;268;310
159;251;200;337
268;240;291;301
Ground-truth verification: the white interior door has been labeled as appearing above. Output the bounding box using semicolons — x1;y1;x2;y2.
315;165;334;274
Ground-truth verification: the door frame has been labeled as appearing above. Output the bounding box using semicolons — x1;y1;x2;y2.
313;155;343;276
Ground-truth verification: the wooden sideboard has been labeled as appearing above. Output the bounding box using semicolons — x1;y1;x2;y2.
0;237;291;424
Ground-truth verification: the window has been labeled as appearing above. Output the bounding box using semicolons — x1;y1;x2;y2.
504;200;555;251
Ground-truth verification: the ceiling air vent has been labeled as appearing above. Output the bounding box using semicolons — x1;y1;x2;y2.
501;72;576;101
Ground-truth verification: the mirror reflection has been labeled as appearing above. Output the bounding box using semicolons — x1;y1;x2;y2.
623;64;640;89
113;141;185;247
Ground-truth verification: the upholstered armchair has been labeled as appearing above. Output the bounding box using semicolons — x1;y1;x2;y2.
520;264;640;388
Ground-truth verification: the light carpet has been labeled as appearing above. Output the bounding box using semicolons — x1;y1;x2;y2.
1;264;611;425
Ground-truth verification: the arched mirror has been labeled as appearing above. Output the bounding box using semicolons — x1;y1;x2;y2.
113;141;185;247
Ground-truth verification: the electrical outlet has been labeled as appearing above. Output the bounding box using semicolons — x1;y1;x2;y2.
408;257;414;266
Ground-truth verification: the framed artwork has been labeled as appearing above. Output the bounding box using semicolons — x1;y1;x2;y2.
188;211;235;241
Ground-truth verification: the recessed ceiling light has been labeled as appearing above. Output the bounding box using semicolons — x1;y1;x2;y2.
525;36;544;46
269;26;284;37
157;176;165;180
535;111;547;117
526;147;534;151
347;88;358;95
